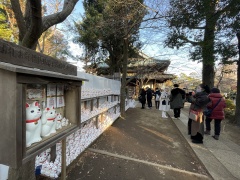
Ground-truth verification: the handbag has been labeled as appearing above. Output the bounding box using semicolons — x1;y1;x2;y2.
203;98;222;117
156;94;160;101
138;95;142;102
162;100;166;105
189;109;199;121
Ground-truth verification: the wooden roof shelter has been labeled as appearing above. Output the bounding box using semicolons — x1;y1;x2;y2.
127;51;175;83
96;51;175;83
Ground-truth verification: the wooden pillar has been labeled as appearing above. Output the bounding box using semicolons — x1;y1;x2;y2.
61;138;66;180
90;99;93;111
96;116;99;129
50;145;56;162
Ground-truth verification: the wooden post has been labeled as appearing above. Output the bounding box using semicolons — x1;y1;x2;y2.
50;145;56;162
96;116;99;129
61;138;66;180
90;99;93;111
97;98;99;108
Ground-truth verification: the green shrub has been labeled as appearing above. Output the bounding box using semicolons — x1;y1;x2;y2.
224;99;235;121
225;99;236;110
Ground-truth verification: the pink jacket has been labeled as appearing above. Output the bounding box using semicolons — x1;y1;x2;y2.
207;93;226;120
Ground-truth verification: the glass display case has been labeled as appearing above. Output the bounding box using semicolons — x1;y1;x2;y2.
0;62;86;168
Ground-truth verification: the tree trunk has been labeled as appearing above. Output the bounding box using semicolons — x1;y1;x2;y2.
8;159;36;180
202;62;215;88
202;26;215;88
120;38;128;118
235;33;240;126
201;2;216;89
21;0;42;49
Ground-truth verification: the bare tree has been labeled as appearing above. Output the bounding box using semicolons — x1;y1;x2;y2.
7;1;80;179
215;64;237;91
10;0;79;49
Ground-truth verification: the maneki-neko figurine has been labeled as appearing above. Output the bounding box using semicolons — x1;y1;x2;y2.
41;107;57;137
26;101;42;147
55;113;62;130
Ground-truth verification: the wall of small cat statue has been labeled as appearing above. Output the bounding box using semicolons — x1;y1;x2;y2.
26;101;42;147
41;107;57;137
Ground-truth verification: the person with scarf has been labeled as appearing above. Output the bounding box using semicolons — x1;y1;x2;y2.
186;84;210;144
159;87;170;118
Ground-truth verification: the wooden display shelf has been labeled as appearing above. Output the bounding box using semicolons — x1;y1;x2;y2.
23;124;78;164
0;62;86;168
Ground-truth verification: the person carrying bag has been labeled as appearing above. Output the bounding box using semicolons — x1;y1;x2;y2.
186;84;210;144
159;87;170;118
204;88;226;140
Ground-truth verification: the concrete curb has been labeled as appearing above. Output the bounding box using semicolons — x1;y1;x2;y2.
168;108;240;180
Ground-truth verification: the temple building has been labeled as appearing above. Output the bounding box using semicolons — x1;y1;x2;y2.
84;51;175;98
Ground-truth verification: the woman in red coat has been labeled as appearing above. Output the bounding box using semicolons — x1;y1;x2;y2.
204;88;226;140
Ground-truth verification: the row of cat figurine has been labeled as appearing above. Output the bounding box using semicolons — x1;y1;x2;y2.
26;101;69;147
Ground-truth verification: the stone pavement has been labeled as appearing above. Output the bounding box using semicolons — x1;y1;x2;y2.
169;103;240;180
67;102;213;180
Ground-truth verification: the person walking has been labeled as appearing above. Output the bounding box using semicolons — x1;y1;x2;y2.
204;88;226;140
154;87;161;109
186;84;210;144
139;88;146;109
146;87;153;109
159;87;170;118
170;84;186;119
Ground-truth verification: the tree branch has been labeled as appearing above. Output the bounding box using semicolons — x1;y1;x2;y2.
215;0;240;19
42;0;79;32
21;0;42;49
10;0;26;41
178;35;201;46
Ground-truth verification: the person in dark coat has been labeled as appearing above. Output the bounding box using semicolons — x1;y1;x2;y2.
204;88;226;140
139;88;146;109
186;84;210;144
154;87;161;109
170;84;186;118
146;87;153;109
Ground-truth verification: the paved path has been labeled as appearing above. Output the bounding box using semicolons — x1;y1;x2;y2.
67;102;212;180
170;103;240;180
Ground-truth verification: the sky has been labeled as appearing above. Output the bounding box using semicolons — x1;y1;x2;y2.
66;0;203;76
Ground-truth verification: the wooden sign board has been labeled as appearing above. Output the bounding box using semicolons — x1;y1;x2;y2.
0;39;77;75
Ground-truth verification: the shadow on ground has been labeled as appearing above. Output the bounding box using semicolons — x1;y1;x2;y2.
67;104;212;180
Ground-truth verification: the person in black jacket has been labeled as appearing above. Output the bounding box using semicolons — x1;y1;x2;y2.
139;88;146;109
170;84;186;118
146;87;153;109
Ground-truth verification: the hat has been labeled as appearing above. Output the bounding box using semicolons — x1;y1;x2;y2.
199;84;210;94
211;87;220;93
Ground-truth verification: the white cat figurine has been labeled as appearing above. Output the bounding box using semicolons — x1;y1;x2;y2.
26;101;42;147
55;113;62;130
61;117;66;126
41;107;57;137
